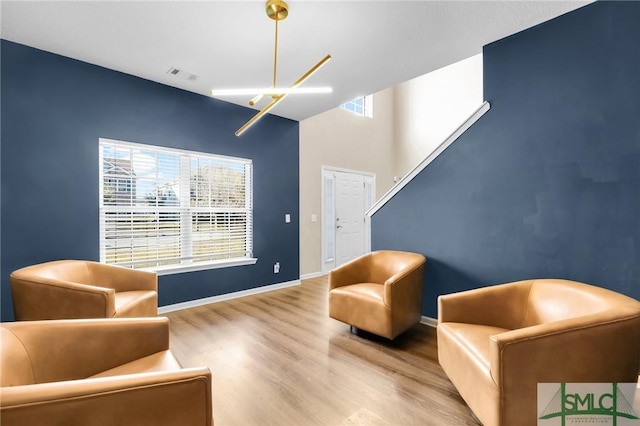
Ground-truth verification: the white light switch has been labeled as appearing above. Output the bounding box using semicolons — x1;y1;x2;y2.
311;214;317;222
285;214;291;223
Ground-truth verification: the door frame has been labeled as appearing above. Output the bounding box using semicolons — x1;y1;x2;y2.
321;166;375;274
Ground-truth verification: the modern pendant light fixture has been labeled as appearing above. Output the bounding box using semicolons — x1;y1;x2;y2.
211;0;332;136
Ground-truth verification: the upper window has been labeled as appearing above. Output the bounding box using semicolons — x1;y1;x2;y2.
99;138;254;275
340;95;373;118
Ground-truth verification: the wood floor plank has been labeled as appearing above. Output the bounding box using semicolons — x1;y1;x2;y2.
166;276;480;425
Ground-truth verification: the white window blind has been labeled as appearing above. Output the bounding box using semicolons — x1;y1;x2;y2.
99;138;253;273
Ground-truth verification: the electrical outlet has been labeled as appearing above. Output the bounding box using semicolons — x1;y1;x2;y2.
274;262;280;274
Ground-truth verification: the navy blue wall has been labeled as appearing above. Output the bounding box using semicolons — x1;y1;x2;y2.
372;2;640;318
1;40;300;321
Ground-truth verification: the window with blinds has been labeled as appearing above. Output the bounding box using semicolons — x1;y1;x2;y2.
99;138;254;273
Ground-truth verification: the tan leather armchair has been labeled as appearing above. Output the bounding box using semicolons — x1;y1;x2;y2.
10;259;158;320
0;317;213;426
328;250;426;339
437;279;640;426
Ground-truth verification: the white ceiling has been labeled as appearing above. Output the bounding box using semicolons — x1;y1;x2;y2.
1;0;592;122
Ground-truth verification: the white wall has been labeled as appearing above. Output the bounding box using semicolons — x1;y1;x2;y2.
394;54;483;176
299;88;396;276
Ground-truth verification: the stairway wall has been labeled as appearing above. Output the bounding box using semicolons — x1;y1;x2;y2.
371;2;640;317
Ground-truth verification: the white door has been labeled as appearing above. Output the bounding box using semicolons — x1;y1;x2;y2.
335;171;365;266
322;168;375;272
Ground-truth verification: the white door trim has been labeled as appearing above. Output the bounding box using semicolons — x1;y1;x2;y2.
321;166;375;273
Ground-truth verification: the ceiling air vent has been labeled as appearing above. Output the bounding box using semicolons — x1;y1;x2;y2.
166;67;198;81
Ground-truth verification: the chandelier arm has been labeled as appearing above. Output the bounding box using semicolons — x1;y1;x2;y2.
290;54;332;88
249;94;265;106
236;54;332;136
236;95;287;136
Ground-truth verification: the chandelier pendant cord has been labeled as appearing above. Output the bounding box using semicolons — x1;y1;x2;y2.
273;18;279;89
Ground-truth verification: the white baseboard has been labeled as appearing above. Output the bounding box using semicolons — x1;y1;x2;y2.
300;271;325;280
158;279;301;314
420;316;438;328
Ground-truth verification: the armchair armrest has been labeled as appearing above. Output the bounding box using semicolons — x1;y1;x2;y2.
0;368;213;426
328;254;372;290
488;309;640;423
490;309;640;387
10;276;116;319
4;317;171;383
89;262;158;293
437;280;533;329
383;259;425;310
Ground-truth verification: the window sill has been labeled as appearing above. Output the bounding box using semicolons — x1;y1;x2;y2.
142;258;258;276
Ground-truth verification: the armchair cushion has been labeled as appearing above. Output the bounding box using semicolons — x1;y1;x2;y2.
437;279;640;426
10;259;158;320
0;317;213;426
328;250;426;339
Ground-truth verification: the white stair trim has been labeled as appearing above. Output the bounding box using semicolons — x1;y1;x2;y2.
367;101;491;216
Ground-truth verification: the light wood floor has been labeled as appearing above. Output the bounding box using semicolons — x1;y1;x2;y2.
166;276;481;426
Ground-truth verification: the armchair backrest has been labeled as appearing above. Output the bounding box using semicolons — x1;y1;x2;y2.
1;318;171;386
1;317;212;426
521;279;639;327
0;328;35;387
11;260;158;320
367;250;425;284
18;260;93;285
